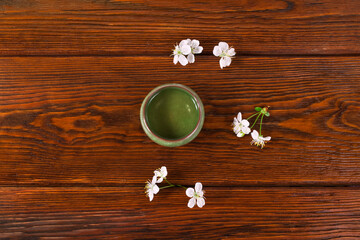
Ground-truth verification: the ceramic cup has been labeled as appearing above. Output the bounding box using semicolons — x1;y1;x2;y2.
140;83;205;147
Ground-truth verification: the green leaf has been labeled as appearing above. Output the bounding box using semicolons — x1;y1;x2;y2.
265;112;270;117
255;107;262;112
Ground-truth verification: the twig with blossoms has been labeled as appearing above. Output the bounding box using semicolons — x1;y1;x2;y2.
232;107;271;149
145;166;205;208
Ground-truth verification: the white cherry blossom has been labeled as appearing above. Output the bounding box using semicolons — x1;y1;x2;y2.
187;39;203;63
173;39;203;65
232;112;250;137
186;182;205;208
250;130;271;149
145;175;160;201
173;40;191;66
213;42;236;69
154;166;168;183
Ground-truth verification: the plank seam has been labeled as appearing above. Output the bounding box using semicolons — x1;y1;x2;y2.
1;53;360;58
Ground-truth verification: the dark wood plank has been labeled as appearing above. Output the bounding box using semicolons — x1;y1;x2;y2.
1;0;360;55
1;187;360;239
0;56;358;186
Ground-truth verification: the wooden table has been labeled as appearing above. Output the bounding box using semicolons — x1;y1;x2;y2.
1;0;360;239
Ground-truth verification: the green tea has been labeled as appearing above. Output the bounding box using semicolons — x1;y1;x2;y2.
145;87;199;140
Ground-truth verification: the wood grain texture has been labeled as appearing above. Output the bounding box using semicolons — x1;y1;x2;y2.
1;1;360;238
0;56;358;186
1;187;360;239
0;0;360;56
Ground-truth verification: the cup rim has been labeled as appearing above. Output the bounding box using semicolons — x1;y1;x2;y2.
140;83;205;147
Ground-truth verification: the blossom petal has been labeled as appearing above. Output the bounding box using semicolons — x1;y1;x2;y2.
241;119;249;127
233;125;240;135
152;184;159;194
197;197;205;208
233;124;239;130
242;126;251;134
173;55;179;65
195;182;203;192
193;46;203;54
180;44;191;55
156;177;163;183
187;53;195;63
224;56;232;67
191;39;199;48
219;42;229;51
198;190;204;197
160;166;167;177
148;192;154;201
179;40;186;47
151;175;157;184
186;188;195;197
188;197;196;208
251;130;259;139
213;46;222;56
263;136;271;141
237;112;242;122
227;48;236;56
179;39;190;47
179;55;188;66
219;58;226;69
233;117;239;125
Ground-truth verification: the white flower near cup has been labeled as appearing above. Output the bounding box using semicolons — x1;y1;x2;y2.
250;130;271;149
186;39;203;63
232;107;272;149
145;175;160;202
186;182;205;208
173;42;191;66
154;166;168;183
213;42;236;69
233;112;251;137
173;39;203;66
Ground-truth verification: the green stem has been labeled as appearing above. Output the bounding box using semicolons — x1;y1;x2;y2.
247;112;260;120
164;178;187;189
160;185;175;189
164;178;172;185
250;113;261;129
259;114;265;135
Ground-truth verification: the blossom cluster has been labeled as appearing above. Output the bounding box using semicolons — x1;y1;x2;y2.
172;40;235;69
232;107;271;148
145;166;205;208
173;39;203;66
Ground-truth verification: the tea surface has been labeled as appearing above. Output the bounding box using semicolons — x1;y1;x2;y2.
146;87;199;140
